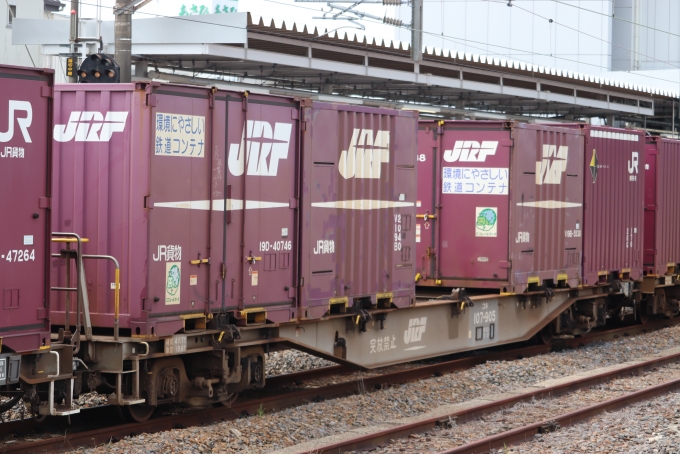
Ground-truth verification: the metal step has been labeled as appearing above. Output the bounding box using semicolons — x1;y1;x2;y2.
39;404;80;416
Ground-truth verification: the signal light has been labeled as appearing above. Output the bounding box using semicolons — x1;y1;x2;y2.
77;53;121;83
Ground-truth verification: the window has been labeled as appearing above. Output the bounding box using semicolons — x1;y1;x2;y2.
7;4;16;28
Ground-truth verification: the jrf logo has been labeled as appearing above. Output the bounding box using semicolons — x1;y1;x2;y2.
338;128;390;179
228;120;292;176
0;101;32;143
54;111;128;142
628;151;639;178
443;141;498;163
536;145;569;185
403;317;427;344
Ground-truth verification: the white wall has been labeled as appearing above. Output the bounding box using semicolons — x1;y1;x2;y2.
612;0;680;71
0;0;48;68
394;0;612;74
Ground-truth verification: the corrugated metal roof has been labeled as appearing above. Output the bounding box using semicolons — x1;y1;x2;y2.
247;13;678;99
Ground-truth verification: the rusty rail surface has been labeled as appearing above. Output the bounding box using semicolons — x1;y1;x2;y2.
300;322;680;453
439;376;680;454
4;318;678;453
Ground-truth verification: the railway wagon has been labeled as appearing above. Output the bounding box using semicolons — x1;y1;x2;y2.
0;64;78;418
643;136;680;319
563;124;645;286
49;82;417;417
415;121;584;293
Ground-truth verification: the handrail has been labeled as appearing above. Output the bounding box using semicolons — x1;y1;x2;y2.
47;351;59;378
82;254;120;341
51;233;87;351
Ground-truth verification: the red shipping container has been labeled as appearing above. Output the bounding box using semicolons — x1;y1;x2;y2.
52;83;417;336
416;121;584;293
0;65;53;352
644;137;680;276
566;125;645;285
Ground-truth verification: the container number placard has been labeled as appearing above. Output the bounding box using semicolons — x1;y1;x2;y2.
469;301;498;344
4;250;35;262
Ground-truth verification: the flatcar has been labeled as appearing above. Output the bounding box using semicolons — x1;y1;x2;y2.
3;65;680;422
46;82;417;421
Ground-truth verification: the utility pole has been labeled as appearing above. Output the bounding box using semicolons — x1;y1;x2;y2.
68;0;79;83
411;0;422;61
114;2;132;83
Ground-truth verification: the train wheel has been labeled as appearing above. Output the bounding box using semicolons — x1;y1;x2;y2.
538;326;553;345
219;393;239;407
118;404;155;423
638;302;650;325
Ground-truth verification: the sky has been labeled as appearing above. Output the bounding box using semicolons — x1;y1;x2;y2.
71;0;406;45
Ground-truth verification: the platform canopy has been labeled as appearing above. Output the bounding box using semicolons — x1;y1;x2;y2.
15;12;679;128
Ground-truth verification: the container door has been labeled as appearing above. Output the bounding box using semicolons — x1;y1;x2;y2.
643;141;657;271
416;124;439;280
221;95;298;323
438;127;511;283
0;75;50;350
148;90;213;325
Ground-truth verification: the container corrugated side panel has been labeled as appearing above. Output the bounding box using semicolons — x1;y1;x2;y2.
581;127;645;284
509;124;584;292
52;84;146;329
654;138;680;273
0;65;53;352
302;104;416;318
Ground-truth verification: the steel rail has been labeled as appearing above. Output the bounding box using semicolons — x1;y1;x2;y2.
299;325;680;453
3;318;678;452
438;376;680;454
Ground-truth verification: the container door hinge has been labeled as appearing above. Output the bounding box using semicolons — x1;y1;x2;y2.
242;91;249;111
289;198;298;209
146;94;157;107
36;308;48;320
144;196;155;209
39;197;51;209
300;121;307;131
41;86;53;98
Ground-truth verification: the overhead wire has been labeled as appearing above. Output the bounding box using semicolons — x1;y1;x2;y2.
504;1;680;71
71;0;680;91
262;0;680;89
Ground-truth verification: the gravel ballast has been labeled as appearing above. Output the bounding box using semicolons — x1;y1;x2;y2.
62;324;680;453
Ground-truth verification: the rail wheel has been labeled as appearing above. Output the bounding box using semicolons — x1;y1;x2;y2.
219;393;239;407
118;404;156;423
538;325;553;345
638;301;650;325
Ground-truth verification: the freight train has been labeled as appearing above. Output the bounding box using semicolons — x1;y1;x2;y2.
1;63;678;422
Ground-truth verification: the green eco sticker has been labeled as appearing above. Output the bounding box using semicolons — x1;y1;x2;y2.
476;207;498;237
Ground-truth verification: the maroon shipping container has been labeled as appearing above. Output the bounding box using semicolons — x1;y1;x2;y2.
644;137;680;276
566;125;645;285
416;121;584;293
52;83;417;336
0;65;53;353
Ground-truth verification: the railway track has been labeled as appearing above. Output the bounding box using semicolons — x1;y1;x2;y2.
3;318;678;453
437;375;680;454
300;320;680;453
